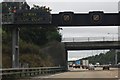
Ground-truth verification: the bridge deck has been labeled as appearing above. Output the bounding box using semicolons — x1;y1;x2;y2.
64;41;120;50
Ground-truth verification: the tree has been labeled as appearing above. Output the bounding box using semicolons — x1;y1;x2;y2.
31;5;51;12
2;3;62;68
19;5;62;45
82;50;119;65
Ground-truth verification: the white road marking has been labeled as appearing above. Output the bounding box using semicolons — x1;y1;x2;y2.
115;76;118;78
35;73;64;78
47;73;64;78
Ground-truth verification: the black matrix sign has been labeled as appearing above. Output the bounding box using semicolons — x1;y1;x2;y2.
14;10;52;24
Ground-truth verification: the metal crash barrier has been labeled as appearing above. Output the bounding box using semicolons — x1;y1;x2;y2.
0;67;66;79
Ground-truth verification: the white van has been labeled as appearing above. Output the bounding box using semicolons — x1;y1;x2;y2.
88;64;95;70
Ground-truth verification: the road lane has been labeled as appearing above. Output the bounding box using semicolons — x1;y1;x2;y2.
33;68;119;78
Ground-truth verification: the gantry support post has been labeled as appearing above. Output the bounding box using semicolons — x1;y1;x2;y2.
12;27;19;68
65;49;68;71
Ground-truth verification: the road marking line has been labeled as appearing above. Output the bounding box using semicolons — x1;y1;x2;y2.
49;73;63;77
115;76;118;78
38;73;64;78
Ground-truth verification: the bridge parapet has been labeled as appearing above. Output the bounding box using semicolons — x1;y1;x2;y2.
62;37;118;42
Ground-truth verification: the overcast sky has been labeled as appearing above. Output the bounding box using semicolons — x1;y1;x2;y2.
1;0;120;61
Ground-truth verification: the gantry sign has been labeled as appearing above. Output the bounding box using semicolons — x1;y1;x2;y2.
2;10;120;26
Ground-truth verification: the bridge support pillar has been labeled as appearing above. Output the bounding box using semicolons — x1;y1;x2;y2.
65;49;68;71
117;1;120;76
12;27;19;68
117;1;120;65
115;50;118;65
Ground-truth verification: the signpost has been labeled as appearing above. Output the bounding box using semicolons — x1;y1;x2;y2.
12;27;19;68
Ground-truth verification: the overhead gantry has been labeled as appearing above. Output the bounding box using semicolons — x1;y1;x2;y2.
2;9;120;68
2;10;120;26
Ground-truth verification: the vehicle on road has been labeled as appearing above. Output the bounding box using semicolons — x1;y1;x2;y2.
94;62;100;67
88;64;95;70
69;64;73;67
74;60;81;68
103;65;110;70
72;60;81;68
81;60;89;69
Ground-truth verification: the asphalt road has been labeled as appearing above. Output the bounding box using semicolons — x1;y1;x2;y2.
34;67;119;78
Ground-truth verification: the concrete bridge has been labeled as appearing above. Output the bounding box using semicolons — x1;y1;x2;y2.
64;41;120;50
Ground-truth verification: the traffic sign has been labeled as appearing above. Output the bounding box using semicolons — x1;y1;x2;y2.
59;12;74;25
89;11;104;24
2;13;14;24
14;10;52;24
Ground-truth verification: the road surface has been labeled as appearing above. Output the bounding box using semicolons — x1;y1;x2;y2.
33;67;119;78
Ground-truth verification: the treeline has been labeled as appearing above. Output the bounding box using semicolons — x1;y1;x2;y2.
2;27;62;67
20;27;62;46
82;50;120;65
2;2;62;45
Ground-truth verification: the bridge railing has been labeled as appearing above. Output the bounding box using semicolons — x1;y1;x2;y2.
62;37;118;42
0;66;66;79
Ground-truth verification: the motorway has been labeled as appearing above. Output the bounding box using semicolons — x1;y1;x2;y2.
33;67;119;79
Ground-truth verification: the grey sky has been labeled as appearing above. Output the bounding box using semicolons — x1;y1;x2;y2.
27;2;118;13
60;26;118;38
26;0;119;2
68;50;109;61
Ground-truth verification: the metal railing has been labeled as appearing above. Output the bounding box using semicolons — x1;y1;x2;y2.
0;66;66;79
62;37;118;42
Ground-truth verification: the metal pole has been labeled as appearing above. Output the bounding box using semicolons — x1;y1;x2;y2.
12;27;19;68
88;37;90;42
103;37;105;41
118;1;120;65
112;35;114;41
115;50;118;65
73;38;74;42
65;49;68;71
